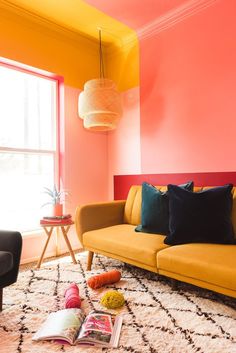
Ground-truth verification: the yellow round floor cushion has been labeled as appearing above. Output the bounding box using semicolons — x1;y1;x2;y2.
100;290;125;309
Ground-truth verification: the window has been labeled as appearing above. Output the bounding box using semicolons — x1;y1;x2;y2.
0;63;59;232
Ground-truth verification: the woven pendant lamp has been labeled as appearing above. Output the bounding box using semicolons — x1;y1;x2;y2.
78;29;122;131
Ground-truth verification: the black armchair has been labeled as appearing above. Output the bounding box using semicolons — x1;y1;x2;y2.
0;230;22;311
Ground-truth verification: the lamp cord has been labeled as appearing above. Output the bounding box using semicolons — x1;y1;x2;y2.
99;29;105;79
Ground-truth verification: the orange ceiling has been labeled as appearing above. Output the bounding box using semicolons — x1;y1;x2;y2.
0;0;188;90
1;0;187;45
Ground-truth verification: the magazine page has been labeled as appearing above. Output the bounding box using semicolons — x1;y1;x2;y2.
109;314;123;348
76;310;122;347
32;308;85;345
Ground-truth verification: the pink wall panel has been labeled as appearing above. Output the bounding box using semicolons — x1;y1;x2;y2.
108;87;141;198
62;85;109;212
139;0;236;174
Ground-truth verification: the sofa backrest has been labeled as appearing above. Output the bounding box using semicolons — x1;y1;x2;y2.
124;185;236;237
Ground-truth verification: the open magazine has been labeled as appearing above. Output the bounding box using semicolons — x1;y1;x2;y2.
32;308;123;348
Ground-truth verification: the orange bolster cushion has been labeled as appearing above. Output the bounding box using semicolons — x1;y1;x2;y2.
87;270;121;289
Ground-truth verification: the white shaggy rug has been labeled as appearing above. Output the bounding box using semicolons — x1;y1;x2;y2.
1;252;236;353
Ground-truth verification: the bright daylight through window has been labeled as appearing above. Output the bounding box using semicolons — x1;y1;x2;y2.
0;63;58;232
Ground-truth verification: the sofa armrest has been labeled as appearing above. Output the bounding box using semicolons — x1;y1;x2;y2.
0;230;22;288
75;200;126;245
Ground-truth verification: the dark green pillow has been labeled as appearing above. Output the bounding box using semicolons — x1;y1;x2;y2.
135;181;194;235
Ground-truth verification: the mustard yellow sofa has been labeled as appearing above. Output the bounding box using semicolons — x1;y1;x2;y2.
75;185;236;299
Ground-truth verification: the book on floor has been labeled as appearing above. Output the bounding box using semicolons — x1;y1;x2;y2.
32;308;123;348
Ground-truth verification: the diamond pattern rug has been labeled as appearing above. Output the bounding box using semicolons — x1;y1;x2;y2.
1;252;236;353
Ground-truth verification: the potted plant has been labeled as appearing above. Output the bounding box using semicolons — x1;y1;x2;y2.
42;185;69;216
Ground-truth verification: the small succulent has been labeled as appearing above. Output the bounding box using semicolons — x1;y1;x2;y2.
42;185;69;207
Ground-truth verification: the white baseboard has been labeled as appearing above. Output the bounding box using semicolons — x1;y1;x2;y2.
20;228;82;264
20;251;56;264
20;247;83;264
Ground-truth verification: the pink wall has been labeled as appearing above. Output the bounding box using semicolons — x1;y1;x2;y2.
139;0;236;173
63;85;109;212
108;87;141;198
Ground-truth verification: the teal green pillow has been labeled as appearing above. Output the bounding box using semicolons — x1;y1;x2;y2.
135;181;194;235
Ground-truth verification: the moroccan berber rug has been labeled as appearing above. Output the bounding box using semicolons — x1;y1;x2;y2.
0;252;236;353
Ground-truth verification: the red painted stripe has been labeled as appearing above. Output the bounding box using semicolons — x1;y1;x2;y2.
114;172;236;200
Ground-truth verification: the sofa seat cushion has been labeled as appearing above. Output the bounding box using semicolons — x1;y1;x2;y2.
157;243;236;291
83;224;169;268
0;251;13;276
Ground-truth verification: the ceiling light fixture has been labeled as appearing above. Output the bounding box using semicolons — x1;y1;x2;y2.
78;28;122;131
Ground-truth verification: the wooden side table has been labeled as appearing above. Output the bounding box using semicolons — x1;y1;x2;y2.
36;221;77;269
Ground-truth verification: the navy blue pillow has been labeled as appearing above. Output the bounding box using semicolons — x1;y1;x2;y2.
164;184;235;245
135;181;194;235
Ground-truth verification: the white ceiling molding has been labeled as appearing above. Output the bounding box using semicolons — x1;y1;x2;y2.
107;0;220;54
137;0;219;41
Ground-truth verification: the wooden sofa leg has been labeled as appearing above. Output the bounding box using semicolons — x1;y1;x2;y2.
0;288;3;311
170;278;178;291
87;251;94;271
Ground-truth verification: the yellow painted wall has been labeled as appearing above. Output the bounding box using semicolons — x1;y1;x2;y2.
0;6;99;88
0;3;139;91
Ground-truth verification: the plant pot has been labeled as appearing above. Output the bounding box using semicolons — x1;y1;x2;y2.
53;204;63;217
